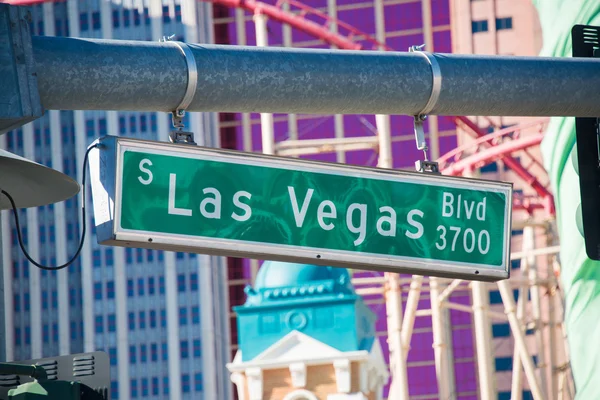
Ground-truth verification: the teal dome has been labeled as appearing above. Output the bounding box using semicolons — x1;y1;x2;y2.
254;261;352;290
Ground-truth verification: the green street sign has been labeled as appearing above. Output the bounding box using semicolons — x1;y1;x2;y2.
90;136;513;281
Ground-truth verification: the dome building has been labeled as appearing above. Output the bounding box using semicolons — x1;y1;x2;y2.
227;261;389;400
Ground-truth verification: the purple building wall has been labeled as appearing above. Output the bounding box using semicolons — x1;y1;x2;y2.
214;1;479;398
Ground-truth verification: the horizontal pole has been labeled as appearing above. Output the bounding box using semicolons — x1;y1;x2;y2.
32;36;600;117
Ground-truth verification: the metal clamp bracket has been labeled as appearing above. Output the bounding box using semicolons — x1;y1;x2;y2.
162;36;198;145
409;44;442;174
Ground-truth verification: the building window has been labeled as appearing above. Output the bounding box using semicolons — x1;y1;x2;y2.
162;5;170;23
129;115;137;133
146;249;154;262
42;291;48;310
52;323;59;342
128;312;135;331
80;12;89;31
130;378;138;398
92;11;100;30
140;115;147;132
193;339;201;358
70;321;77;340
163;376;169;395
151;343;158;362
94;282;103;300
92;249;102;268
181;374;190;393
492;323;510;338
140;344;148;363
151;377;159;395
108;314;116;332
24;292;30;311
43;324;49;344
191;306;200;325
159;276;165;295
177;274;186;292
13;294;20;312
150;114;157;132
160;309;167;328
133;8;141;26
98;118;107;135
105;249;114;266
472;20;489;33
109;347;117;366
14;327;21;346
194;373;203;392
95;315;104;334
39;226;46;243
106;281;115;299
179;307;187;326
118;116;126;135
123;9;131;28
129;345;137;364
141;377;148;396
111;381;119;400
180;340;189;359
126;248;133;264
136;248;143;263
149;310;157;328
148;277;155;295
139;311;146;329
137;278;145;296
112;9;120;28
496;17;513;31
161;342;168;361
495;356;513;372
190;273;198;291
176;252;185;260
127;279;134;297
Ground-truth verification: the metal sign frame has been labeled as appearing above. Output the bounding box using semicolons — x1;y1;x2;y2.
90;136;513;282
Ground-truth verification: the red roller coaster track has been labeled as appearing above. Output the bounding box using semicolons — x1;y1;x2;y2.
3;0;555;215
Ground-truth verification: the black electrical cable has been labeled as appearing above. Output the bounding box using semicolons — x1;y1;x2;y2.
1;143;99;271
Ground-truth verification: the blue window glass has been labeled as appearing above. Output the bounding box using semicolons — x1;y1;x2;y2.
133;9;141;26
52;291;58;309
129;345;137;364
181;374;190;393
149;310;157;328
139;311;146;329
108;314;116;332
36;20;44;35
140;115;147;132
140;344;147;363
14;294;20;312
151;377;159;395
92;249;102;268
55;19;63;36
472;20;489;33
123;9;130;27
177;274;186;292
24;292;30;311
136;248;143;263
52;323;58;342
161;342;168;361
137;278;145;296
179;307;187;326
128;312;135;331
92;11;100;30
39;226;46;243
42;324;49;344
111;381;119;399
94;282;103;300
193;339;201;358
158;276;165;294
49;226;55;243
112;9;120;28
191;306;200;325
106;281;115;299
13;261;18;279
67;223;74;241
162;5;170;23
141;377;148;396
79;12;89;31
130;378;137;398
44;127;50;145
23;260;29;278
496;17;513;31
24;326;31;345
194;373;203;391
109;347;117;366
151;343;158;362
34;128;41;146
175;4;182;23
146;249;154;262
176;252;185;260
118;116;126;135
190;273;198;291
69;288;76;307
126;248;133;264
127;279;134;297
162;376;169;395
129;116;137;133
495;356;513;372
70;321;76;340
150;114;157;132
98;118;107;135
105;248;114;266
160;309;167;327
492;323;510;338
95;315;104;334
14;327;21;346
148;277;155;295
180;340;189;359
41;291;48;310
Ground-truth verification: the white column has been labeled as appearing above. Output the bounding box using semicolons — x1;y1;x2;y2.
22;123;41;360
401;275;423;358
199;255;217;398
1;134;14;361
235;9;253;153
472;281;496;400
327;0;345;164
498;279;544;400
43;1;70;356
429;277;451;400
254;12;275;156
68;0;94;357
281;1;298;144
421;0;439;160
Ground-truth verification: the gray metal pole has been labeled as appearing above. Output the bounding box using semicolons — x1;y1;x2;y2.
32;36;600;117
